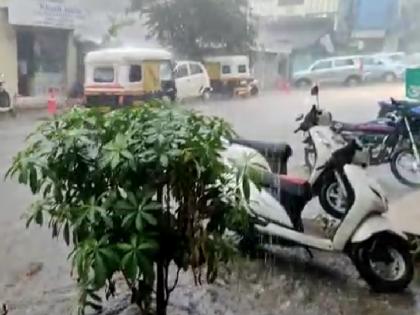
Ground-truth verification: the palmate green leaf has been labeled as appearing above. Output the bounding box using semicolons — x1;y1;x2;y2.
242;173;251;202
116;200;135;211
116;243;132;252
99;248;120;269
35;208;44;225
135;212;143;231
118;187;128;199
29;167;39;194
122;212;136;228
63;222;70;246
18;169;28;185
121;150;134;160
122;252;138;282
143;203;161;211
93;253;107;288
141;212;157;226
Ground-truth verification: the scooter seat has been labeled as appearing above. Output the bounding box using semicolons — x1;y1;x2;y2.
259;171;311;199
332;121;394;134
279;175;312;199
231;139;292;174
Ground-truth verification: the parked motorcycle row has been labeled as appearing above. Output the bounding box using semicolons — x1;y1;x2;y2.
297;87;420;219
222;86;417;293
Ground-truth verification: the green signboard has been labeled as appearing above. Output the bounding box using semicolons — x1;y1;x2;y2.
406;68;420;100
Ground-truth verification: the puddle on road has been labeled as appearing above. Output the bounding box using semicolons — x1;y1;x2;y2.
165;248;420;315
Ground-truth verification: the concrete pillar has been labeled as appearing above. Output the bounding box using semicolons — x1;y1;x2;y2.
66;31;77;94
0;9;18;98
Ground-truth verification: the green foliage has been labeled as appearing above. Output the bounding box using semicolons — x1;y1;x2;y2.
132;0;255;58
8;104;250;315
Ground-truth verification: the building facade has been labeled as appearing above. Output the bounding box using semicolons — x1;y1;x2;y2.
250;0;339;18
250;0;339;87
0;0;84;99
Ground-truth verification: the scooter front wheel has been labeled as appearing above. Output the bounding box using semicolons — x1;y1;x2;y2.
391;148;420;187
351;234;413;292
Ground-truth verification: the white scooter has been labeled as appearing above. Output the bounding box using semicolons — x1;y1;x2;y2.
224;129;414;292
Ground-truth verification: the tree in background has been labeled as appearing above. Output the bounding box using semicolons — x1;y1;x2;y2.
131;0;255;59
400;0;420;51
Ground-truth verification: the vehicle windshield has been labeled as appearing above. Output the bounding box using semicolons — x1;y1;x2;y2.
93;67;114;83
160;61;174;81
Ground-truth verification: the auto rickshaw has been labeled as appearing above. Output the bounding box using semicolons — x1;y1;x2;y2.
203;55;258;98
84;48;177;108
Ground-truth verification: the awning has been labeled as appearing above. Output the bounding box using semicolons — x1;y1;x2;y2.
256;16;334;53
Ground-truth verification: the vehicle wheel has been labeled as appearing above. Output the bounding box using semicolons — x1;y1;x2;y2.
295;79;312;89
201;90;211;102
351;234;414;292
250;86;259;96
345;76;361;87
383;72;397;83
391;148;420;187
0;91;10;108
319;180;353;220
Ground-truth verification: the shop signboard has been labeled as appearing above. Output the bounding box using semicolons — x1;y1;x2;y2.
405;68;420;100
8;0;85;29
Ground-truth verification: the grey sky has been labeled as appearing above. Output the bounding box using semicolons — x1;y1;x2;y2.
74;0;160;48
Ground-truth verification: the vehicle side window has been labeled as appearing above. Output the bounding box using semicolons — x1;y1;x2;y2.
190;63;204;75
222;65;231;74
311;61;332;71
129;65;142;82
94;67;114;83
175;64;189;78
334;59;355;67
363;57;375;66
238;65;247;73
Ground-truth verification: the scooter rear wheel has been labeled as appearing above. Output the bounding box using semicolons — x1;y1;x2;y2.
351;234;413;292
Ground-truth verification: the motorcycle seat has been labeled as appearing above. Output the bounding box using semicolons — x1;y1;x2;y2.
332;121;394;134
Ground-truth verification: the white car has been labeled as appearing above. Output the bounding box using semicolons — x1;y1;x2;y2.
174;61;212;101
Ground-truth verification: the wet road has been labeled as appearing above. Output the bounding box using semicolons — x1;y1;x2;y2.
1;83;420;315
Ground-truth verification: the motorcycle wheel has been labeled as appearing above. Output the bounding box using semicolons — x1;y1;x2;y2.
319;180;353;220
351;234;413;292
0;91;10;108
391;148;420;187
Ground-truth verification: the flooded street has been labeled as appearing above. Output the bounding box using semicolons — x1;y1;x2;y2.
1;84;420;315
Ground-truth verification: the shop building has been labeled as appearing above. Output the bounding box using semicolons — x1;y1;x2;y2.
0;0;84;100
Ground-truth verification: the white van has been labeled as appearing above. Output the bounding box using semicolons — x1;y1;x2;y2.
174;61;212;101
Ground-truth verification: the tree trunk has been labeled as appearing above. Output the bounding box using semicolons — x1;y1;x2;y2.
156;259;166;315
